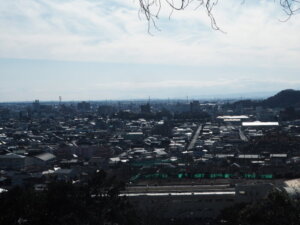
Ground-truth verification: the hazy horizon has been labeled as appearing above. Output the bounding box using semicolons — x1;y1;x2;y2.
0;87;282;103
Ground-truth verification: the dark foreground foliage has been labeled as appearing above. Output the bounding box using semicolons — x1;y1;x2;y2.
0;171;138;225
216;191;300;225
2;175;300;225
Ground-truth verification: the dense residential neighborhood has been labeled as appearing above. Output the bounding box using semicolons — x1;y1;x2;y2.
1;90;300;224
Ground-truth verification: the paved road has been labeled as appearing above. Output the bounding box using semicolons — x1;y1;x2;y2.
239;128;249;142
187;124;203;150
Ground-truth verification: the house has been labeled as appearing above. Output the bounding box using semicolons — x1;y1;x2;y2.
52;168;78;181
26;152;56;170
0;153;26;170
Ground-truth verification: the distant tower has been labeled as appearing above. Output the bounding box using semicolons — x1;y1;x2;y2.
141;103;151;114
33;100;40;112
190;101;201;113
59;96;62;105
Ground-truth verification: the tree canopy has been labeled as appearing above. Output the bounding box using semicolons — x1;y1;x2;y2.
0;171;138;225
216;191;300;225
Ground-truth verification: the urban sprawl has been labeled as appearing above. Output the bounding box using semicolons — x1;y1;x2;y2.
1;95;300;221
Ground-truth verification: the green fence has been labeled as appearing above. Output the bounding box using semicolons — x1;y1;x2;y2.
130;173;273;181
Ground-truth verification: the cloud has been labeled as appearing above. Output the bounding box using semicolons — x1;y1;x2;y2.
0;0;299;69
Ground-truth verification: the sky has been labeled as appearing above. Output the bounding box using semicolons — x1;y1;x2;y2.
0;0;300;102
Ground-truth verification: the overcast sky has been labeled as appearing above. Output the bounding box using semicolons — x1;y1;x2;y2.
0;0;299;102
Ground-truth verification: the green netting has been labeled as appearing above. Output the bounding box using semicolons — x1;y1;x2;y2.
244;174;256;179
210;174;223;179
194;173;205;178
132;172;272;181
260;174;273;179
224;174;233;178
178;173;188;178
144;173;168;179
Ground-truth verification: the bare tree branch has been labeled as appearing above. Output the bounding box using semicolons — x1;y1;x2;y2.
138;0;300;32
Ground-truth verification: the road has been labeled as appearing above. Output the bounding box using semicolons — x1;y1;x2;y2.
187;124;203;150
239;128;249;142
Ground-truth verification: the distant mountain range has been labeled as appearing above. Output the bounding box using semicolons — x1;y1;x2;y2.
233;89;300;108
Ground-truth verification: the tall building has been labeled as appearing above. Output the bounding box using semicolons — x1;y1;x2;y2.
190;101;201;113
141;103;151;114
77;101;91;111
32;100;40;112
